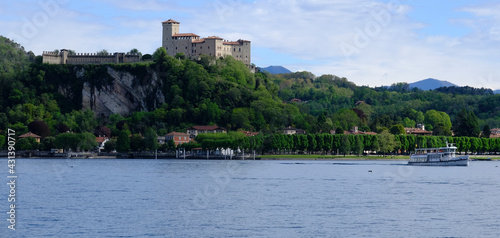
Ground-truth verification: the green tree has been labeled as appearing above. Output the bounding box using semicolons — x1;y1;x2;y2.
307;134;317;153
433;123;452;136
128;48;141;56
130;134;145;152
425;110;452;132
117;131;130;153
55;133;80;151
340;135;351;156
453;108;480;137
389;124;406;135
144;128;158;151
378;130;395;156
39;136;56;151
104;139;117;152
78;132;97;151
97;49;109;55
166;139;176;151
17;137;37;150
353;135;364;156
402;117;416;128
482;125;491;138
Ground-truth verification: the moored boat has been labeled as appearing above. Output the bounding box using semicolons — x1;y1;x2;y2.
409;142;469;166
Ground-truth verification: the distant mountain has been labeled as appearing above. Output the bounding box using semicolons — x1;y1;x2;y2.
409;78;457;91
260;66;292;74
495;90;500;94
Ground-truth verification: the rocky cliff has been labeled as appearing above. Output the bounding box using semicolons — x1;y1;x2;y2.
80;66;165;116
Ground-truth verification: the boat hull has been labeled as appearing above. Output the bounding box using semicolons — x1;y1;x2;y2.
408;158;469;166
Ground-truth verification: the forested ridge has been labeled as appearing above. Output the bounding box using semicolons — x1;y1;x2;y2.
1;35;500;153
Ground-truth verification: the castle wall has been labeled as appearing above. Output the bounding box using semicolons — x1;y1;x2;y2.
42;51;141;65
42;52;63;64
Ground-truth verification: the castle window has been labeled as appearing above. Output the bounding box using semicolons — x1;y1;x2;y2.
185;47;188;49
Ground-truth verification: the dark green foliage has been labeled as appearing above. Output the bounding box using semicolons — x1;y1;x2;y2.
340;135;351;156
55;133;80;151
130;134;145;152
482;125;491;138
40;136;56;151
116;131;130;153
2;38;500;150
77;132;98;151
389;124;406;135
0;135;5;149
453;108;481;137
144;128;158;151
104;139;117;153
17;137;38;150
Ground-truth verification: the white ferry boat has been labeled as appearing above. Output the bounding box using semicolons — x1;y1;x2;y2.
408;143;469;166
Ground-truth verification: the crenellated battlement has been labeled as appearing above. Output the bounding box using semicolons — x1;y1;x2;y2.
42;49;141;65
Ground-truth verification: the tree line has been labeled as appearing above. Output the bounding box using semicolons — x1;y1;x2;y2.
179;132;500;156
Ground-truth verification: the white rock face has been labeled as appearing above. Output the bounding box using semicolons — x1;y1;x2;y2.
81;67;165;116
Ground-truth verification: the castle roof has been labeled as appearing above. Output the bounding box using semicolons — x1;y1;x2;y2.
205;36;223;40
162;19;180;24
192;39;205;44
223;41;242;45
173;33;200;37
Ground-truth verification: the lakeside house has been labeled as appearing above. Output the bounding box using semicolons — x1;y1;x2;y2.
405;124;432;136
491;128;500;138
166;132;191;145
283;126;307;135
157;136;165;145
96;136;109;152
186;125;227;139
19;132;41;143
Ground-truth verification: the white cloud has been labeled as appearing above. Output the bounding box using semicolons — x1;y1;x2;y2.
184;0;500;89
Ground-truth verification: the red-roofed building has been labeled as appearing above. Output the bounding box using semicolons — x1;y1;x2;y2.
405;124;433;136
95;137;109;152
490;128;500;138
166;132;191;145
19;132;41;143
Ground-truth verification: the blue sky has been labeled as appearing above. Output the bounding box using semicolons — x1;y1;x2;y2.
1;0;500;89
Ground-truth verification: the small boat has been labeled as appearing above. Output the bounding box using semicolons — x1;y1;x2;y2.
408;142;469;166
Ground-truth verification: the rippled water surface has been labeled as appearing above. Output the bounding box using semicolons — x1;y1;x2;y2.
2;159;500;237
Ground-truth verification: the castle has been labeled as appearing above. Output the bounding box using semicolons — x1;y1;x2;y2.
42;50;141;65
162;19;251;65
42;19;251;66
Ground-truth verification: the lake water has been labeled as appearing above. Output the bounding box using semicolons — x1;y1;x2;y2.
2;159;500;237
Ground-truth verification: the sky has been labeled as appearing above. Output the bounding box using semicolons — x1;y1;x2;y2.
1;0;500;90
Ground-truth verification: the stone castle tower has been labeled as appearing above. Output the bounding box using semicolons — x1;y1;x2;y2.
161;19;251;66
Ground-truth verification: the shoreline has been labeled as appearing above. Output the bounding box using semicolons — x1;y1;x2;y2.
3;155;499;161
